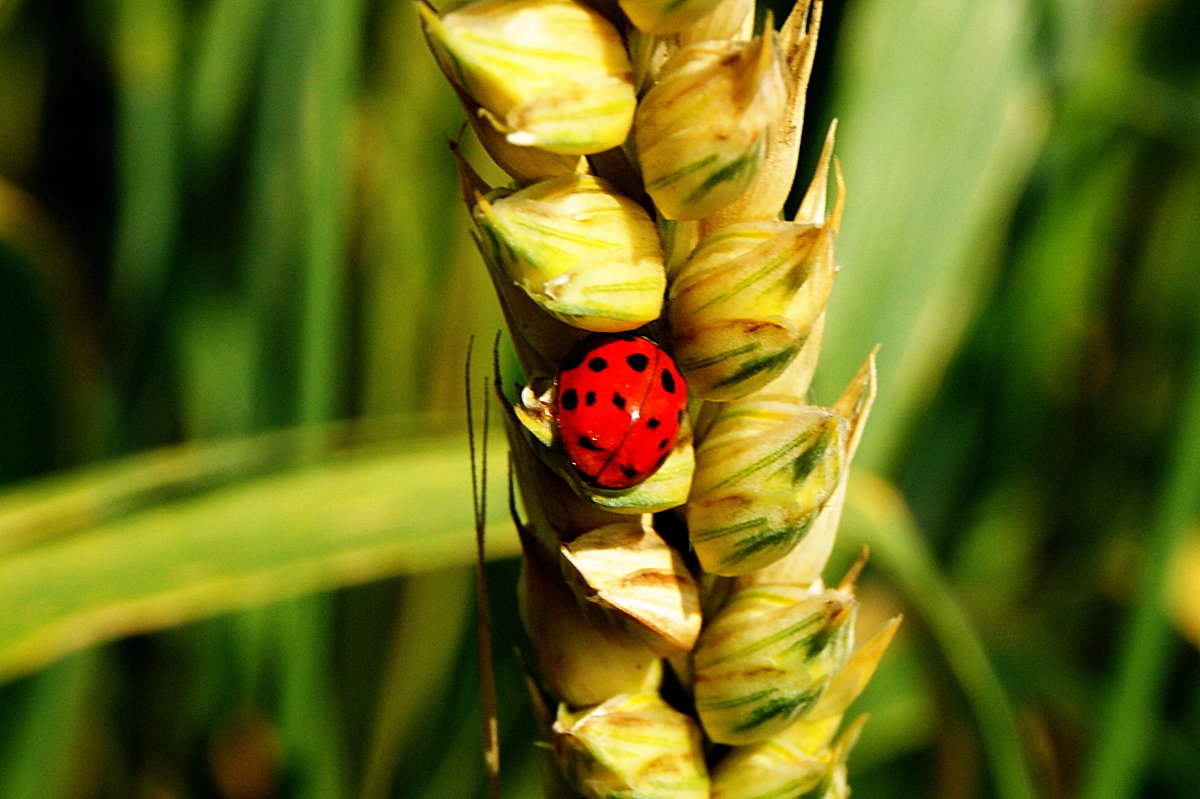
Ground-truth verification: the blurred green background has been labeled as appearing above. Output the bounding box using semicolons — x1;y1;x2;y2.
1;0;1198;797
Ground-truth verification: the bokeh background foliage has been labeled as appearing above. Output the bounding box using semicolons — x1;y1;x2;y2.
1;0;1198;797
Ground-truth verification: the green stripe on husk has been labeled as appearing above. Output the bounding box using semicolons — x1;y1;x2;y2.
705;612;825;665
689;250;800;315
691;516;768;543
793;621;838;659
704;430;811;493
720;522;811;567
645;153;720;190
711;345;800;390
699;687;775;710
508;217;607;250
683;146;763;206
730;687;823;734
677;342;758;372
789;424;836;485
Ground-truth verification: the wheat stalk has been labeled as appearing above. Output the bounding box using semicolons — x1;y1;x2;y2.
421;0;899;795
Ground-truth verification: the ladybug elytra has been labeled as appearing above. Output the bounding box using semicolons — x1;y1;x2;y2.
554;333;688;490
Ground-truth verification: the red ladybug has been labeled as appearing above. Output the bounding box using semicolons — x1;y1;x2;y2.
554;333;688;490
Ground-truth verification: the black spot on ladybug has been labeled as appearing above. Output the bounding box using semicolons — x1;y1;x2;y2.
626;353;649;372
658;438;669;450
585;391;597;406
612;392;626;410
589;356;608;372
647;417;661;430
577;435;603;451
620;465;638;478
561;388;578;411
661;368;676;393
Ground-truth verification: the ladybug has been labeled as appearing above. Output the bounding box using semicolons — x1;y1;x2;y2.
554;333;688;490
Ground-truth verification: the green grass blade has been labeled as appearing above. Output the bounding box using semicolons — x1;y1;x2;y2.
240;0;309;429
297;0;366;427
359;568;474;799
0;421;417;555
0;427;515;685
843;470;1039;799
994;142;1136;440
1079;344;1200;799
822;0;1048;471
282;2;369;792
185;0;272;165
0;653;98;799
277;594;350;799
109;0;182;354
357;2;494;418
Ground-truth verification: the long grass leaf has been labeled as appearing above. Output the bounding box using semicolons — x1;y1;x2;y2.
358;569;474;799
822;0;1048;471
285;3;371;791
357;3;494;418
241;0;308;429
0;654;98;799
109;0;182;362
297;0;366;427
0;429;514;685
186;0;273;165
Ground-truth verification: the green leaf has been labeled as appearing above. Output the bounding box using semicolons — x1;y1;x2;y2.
0;654;98;799
820;0;1049;471
185;0;272;166
109;0;183;345
0;426;516;685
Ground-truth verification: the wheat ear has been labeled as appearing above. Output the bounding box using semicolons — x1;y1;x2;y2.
421;1;900;795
